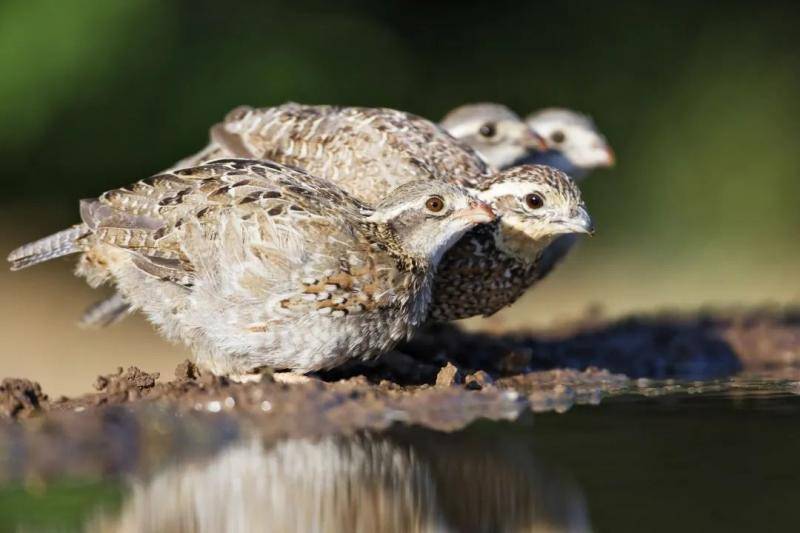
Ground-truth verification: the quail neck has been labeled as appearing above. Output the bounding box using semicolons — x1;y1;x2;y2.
8;159;494;375
439;103;612;317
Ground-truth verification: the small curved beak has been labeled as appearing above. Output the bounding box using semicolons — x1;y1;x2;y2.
554;206;594;235
603;145;616;167
573;206;594;235
454;199;496;224
522;128;549;152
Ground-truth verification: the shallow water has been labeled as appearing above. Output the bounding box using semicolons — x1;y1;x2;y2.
2;383;800;532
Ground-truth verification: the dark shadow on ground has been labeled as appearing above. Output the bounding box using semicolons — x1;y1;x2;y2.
322;307;800;385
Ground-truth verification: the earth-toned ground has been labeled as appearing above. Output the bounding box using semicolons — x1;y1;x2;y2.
2;306;798;421
1;306;800;486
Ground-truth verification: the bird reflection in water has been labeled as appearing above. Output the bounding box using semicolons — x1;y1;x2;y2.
89;426;591;533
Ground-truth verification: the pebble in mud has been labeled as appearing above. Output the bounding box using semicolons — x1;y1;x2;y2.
436;363;464;387
465;371;494;390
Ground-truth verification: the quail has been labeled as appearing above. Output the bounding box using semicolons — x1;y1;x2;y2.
439;102;547;171
523;108;615;180
78;104;592;323
8;159;495;374
430;164;591;321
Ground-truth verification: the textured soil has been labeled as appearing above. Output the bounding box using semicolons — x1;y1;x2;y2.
1;307;799;484
1;306;798;424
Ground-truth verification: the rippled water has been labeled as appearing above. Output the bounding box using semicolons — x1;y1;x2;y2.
2;382;799;532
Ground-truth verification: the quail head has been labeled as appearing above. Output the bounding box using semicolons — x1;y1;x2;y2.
524;108;615;180
430;164;593;321
8;159;494;375
515;107;615;281
439;103;547;169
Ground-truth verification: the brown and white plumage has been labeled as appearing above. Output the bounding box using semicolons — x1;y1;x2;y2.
178;103;492;204
8;159;494;374
430;164;591;321
181;104;592;320
441;103;615;307
79;103;592;323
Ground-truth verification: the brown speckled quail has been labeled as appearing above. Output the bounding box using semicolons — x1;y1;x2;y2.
8;159;494;374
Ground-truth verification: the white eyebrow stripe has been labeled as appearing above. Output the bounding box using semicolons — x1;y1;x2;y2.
479;181;538;201
366;203;412;222
444;122;478;138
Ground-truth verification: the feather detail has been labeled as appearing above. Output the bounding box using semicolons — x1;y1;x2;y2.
7;224;89;270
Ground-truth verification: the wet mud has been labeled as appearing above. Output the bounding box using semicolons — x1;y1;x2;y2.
1;306;798;433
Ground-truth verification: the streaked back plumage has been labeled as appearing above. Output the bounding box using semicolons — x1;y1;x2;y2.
178;103;492;204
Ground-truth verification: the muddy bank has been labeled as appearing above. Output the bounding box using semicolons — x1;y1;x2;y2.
0;362;626;423
0;364;625;484
1;306;799;425
1;306;800;486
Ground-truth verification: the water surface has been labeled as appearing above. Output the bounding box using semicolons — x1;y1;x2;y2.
2;383;799;532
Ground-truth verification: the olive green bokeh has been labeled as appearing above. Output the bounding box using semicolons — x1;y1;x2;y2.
1;0;798;256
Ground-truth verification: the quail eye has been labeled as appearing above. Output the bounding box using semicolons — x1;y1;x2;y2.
479;122;497;138
425;196;445;213
550;130;566;144
525;193;544;210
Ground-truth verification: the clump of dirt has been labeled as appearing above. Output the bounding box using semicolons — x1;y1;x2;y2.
0;378;48;419
436;362;463;387
93;367;160;400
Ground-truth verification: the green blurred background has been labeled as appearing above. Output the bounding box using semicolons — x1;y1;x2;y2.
1;0;798;394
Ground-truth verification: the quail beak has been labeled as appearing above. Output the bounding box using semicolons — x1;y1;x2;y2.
601;144;616;167
522;128;549;152
553;206;594;235
604;146;616;167
453;200;496;225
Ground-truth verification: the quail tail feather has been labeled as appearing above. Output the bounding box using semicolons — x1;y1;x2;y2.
79;292;132;328
7;224;89;270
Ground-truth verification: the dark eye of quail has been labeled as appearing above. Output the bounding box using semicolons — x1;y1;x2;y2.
525;193;544;210
550;130;566;144
479;123;497;138
425;196;445;212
